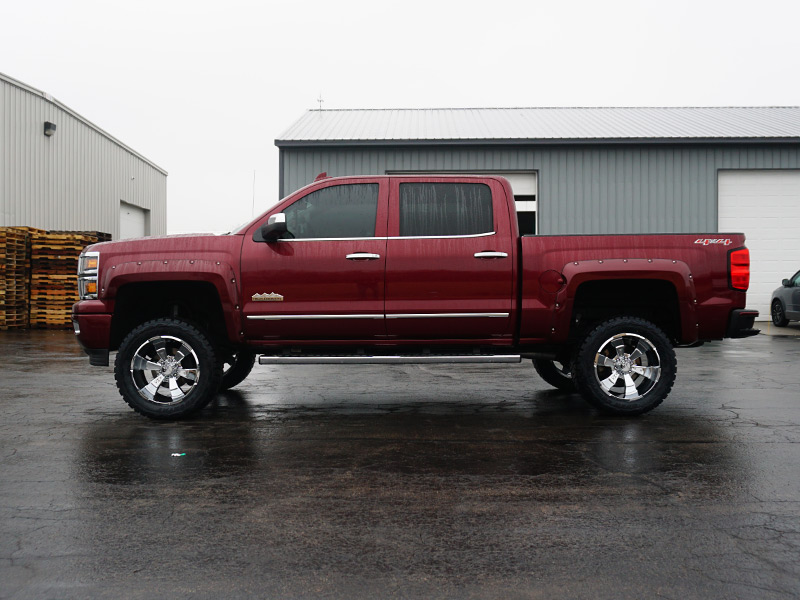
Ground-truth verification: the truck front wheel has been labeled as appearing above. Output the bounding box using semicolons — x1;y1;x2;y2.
114;318;222;419
571;317;676;415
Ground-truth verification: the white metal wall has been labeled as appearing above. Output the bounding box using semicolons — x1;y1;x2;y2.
718;170;800;320
0;73;167;238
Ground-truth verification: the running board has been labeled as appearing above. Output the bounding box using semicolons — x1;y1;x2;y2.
258;355;522;365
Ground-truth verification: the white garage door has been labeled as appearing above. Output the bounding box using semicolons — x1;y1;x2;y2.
120;201;149;239
718;170;800;320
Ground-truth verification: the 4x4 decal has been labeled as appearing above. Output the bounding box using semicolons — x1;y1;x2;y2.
694;238;733;246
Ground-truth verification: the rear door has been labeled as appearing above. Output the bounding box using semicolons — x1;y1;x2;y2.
241;179;388;341
384;178;515;343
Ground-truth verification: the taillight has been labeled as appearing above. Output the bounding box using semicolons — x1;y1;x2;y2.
729;248;750;291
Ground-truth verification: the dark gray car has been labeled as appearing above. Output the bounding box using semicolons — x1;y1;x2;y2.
771;270;800;326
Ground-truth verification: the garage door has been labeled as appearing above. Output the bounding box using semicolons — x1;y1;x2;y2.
120;201;149;239
718;170;800;320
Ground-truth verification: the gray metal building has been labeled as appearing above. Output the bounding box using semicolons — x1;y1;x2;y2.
276;107;800;319
1;72;167;239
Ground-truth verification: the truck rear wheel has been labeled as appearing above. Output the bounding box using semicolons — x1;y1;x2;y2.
571;317;676;415
220;351;256;391
532;359;575;392
114;318;222;419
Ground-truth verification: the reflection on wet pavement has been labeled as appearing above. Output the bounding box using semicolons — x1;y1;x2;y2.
2;330;800;599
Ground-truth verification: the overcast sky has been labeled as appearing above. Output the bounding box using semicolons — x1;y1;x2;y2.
3;0;799;233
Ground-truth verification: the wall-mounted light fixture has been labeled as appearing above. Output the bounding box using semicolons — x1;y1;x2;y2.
44;121;57;137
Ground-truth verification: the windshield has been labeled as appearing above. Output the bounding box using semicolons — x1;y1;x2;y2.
229;219;255;235
230;198;282;234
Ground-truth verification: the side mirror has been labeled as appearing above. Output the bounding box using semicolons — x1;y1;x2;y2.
253;213;287;242
783;279;791;287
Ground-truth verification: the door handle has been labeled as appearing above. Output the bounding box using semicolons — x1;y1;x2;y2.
346;253;381;260
474;251;508;259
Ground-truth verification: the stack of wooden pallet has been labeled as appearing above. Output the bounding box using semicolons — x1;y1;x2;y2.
0;227;35;330
29;231;106;329
0;228;111;330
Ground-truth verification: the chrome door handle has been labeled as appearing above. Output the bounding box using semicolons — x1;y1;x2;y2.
474;251;508;259
346;253;381;260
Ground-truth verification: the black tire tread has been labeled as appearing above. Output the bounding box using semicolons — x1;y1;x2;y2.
571;316;676;416
532;359;576;392
220;351;257;391
114;318;222;419
772;300;790;327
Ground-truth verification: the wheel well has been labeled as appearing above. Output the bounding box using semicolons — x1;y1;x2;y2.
569;279;681;343
110;281;227;350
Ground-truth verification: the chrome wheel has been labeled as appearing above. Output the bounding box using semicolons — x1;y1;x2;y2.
592;332;661;401
130;335;200;404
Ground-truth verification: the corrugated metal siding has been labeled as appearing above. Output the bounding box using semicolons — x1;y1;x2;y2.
277;107;800;144
279;144;800;235
1;76;167;238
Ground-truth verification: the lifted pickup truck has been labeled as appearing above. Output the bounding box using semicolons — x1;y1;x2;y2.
73;175;759;419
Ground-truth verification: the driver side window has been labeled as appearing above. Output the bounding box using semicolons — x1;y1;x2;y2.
792;271;800;286
283;183;379;239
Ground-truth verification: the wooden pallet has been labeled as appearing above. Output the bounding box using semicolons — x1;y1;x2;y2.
0;227;110;330
0;227;32;330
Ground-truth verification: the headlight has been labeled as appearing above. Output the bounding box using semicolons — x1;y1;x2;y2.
78;251;100;300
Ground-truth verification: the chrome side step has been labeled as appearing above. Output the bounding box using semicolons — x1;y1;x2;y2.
258;355;522;365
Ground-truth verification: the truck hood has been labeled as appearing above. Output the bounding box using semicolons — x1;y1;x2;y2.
86;233;245;267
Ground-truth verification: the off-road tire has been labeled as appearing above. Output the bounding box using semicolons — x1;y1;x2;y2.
772;300;790;327
220;351;256;391
571;316;676;416
532;359;575;392
115;318;222;419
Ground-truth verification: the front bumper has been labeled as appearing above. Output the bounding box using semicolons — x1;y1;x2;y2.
72;300;113;366
726;309;760;338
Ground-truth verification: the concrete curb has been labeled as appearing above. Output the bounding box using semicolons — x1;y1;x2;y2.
757;321;800;336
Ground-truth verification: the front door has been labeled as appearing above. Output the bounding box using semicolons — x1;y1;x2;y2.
790;270;800;317
241;179;388;342
384;178;515;343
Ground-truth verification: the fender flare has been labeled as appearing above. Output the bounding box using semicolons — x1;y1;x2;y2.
552;258;698;344
100;259;241;343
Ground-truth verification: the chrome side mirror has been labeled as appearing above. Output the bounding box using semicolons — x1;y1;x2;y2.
253;213;288;242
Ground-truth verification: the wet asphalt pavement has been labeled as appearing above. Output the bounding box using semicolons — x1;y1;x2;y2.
2;329;800;599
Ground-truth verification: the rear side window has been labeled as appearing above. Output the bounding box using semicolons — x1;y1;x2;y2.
399;182;493;237
284;184;379;239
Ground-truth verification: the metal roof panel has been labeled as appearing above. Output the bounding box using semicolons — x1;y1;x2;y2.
276;107;800;145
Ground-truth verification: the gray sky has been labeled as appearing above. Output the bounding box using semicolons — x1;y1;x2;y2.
3;0;799;233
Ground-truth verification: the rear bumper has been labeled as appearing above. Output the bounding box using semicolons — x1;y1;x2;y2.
726;309;760;338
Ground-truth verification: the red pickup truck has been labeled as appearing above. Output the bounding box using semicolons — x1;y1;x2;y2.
72;175;759;419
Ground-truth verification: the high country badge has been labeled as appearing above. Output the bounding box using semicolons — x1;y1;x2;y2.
252;292;284;302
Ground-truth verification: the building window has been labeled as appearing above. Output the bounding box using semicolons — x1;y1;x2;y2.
284;183;379;239
514;195;537;235
399;182;493;236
